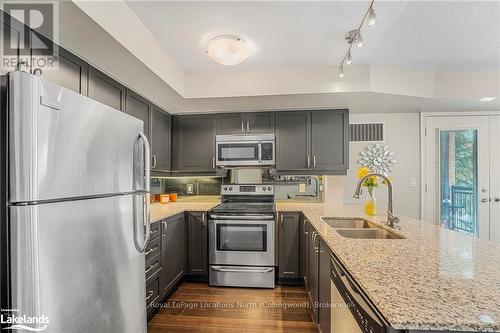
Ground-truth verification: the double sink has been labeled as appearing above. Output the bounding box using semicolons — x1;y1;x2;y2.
321;217;404;239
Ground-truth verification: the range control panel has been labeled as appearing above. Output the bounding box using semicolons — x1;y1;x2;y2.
221;184;275;195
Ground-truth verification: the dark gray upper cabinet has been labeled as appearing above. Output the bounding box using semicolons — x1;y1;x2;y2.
276;111;310;171
30;31;88;95
318;240;332;333
311;109;349;171
160;214;185;298
216;113;245;135
245;112;275;134
308;223;319;323
151;108;171;172
125;90;150;138
276;109;349;174
172;114;216;173
278;212;300;279
186;212;208;277
0;11;31;75
88;66;126;111
216;112;275;135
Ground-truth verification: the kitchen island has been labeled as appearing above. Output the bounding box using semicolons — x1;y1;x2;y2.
277;202;500;332
149;200;500;332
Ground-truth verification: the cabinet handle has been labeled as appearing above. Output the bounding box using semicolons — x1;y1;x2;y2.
212;157;215;169
202;213;207;227
247;121;250;133
280;214;284;228
283;271;296;275
145;245;158;255
313;155;317;168
241;122;245;133
162;221;168;236
145;261;159;274
192;268;204;272
146;290;154;301
307;155;311;168
495;198;500;203
303;219;308;235
152;155;157;169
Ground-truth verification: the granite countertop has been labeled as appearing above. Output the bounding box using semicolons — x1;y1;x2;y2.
149;199;500;331
150;200;219;223
276;202;500;332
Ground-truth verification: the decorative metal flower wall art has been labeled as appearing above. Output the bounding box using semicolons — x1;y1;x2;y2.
358;144;396;176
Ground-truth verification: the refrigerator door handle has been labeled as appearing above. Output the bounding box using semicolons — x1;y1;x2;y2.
133;132;151;253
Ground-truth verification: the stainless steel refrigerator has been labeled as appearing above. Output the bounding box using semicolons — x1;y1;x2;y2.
0;71;151;332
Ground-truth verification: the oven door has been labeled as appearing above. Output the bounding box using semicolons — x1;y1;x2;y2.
209;219;275;266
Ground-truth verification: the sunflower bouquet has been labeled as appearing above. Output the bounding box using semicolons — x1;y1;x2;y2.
356;167;381;215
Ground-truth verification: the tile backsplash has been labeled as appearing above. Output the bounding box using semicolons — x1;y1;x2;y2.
151;177;222;196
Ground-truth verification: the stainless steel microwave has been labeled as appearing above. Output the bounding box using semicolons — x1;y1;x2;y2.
215;134;275;167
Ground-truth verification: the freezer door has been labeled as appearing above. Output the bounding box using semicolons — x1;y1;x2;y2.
9;71;144;203
9;194;146;333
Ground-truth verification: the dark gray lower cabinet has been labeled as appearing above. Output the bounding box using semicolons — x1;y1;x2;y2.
160;214;185;298
308;222;319;322
300;214;309;286
278;212;300;279
186;212;208;277
145;223;162;317
318;240;331;333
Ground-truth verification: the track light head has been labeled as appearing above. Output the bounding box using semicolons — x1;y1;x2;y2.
346;50;352;65
368;6;377;26
338;66;345;78
355;32;364;48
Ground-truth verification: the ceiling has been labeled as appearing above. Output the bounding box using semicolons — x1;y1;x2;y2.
126;0;500;72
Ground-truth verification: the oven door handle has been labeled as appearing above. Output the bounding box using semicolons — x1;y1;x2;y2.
211;266;273;273
210;214;275;220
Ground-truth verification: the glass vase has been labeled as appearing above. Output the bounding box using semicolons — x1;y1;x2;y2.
364;189;377;216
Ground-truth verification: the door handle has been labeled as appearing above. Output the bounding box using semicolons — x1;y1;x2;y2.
211;267;273;273
133;132;151;253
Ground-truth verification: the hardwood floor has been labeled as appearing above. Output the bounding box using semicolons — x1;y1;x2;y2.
147;282;318;333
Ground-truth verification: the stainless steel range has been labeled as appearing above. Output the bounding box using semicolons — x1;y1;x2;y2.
209;184;276;288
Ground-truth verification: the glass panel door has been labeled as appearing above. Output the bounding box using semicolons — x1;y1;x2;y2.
216;224;267;252
439;130;478;235
425;116;490;240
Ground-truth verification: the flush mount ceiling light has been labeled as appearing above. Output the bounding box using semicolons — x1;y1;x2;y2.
480;96;496;102
338;0;377;78
206;35;250;66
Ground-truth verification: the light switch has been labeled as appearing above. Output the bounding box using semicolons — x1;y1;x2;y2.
299;183;306;192
409;178;417;188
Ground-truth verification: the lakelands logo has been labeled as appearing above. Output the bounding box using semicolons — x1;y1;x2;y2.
1;1;59;71
1;309;49;331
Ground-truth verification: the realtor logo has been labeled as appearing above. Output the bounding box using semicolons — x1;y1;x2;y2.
1;309;49;331
1;1;59;71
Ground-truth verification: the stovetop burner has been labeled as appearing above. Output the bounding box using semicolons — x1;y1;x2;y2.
210;202;275;215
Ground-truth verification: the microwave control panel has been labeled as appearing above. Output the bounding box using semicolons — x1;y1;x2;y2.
261;143;274;161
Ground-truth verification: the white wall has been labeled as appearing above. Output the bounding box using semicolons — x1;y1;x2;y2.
342;113;421;219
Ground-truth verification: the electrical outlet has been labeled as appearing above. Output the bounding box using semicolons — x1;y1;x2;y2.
409;178;417;188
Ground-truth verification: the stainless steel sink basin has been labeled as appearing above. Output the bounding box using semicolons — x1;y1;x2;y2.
321;217;372;228
336;229;404;239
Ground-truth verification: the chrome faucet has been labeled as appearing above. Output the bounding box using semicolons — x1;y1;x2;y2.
353;173;401;229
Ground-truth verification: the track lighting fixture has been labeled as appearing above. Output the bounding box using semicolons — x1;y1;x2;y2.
337;0;376;78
